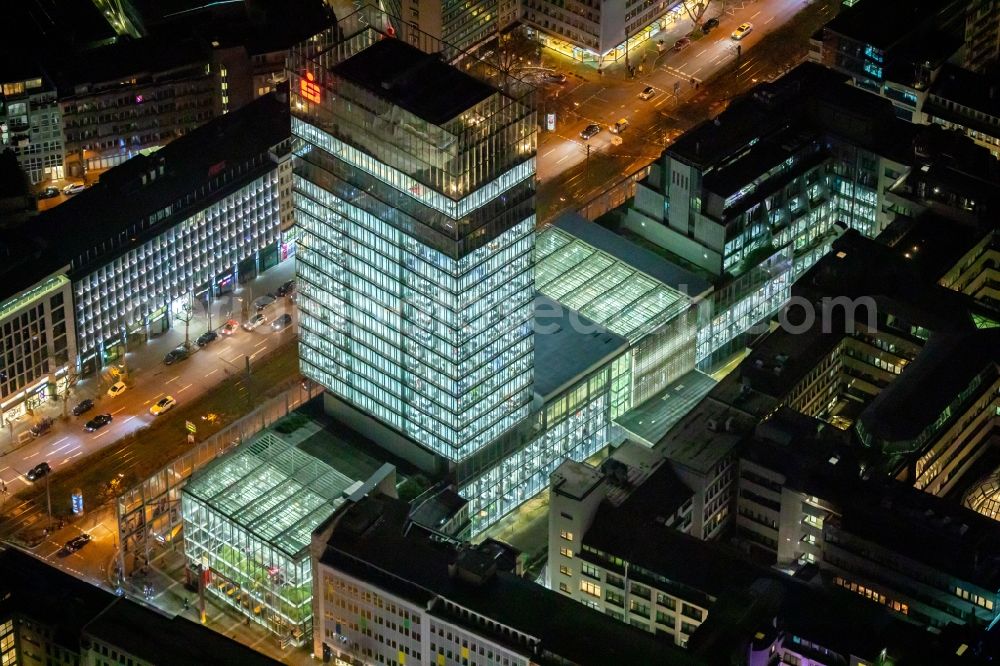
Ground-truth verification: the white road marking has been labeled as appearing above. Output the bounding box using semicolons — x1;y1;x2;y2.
254;339;268;348
226;354;244;363
205;369;219;378
165;376;180;384
555;153;573;165
51;437;69;447
177;383;194;394
24;451;40;459
540;148;556;158
110;407;126;415
765;15;775;24
51;441;76;455
751;10;761;18
123;416;136;424
92;430;112;440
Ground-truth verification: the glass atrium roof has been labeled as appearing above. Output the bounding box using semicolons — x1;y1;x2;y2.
965;471;1000;522
535;227;690;343
184;431;359;558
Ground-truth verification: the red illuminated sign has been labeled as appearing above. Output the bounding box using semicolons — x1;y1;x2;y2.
300;71;321;104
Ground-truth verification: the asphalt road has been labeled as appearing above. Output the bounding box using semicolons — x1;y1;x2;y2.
533;0;835;221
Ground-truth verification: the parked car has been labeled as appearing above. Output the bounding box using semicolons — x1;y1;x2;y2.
63;534;92;553
580;124;601;140
243;313;267;331
276;280;296;297
253;294;277;311
84;414;113;432
149;396;176;416
29;417;54;437
163;347;189;365
62;182;86;195
221;319;240;335
26;462;51;482
544;72;567;84
639;86;656;100
610;118;630;135
107;381;127;398
72;399;94;416
731;22;753;40
271;313;293;331
673;37;691;52
38;186;60;199
196;330;218;347
702;17;720;33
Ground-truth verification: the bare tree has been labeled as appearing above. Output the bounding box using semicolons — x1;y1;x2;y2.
175;299;195;348
680;0;711;25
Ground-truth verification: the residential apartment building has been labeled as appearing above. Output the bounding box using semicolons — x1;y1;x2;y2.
625;63;914;368
312;494;703;666
28;90;293;373
0;73;65;183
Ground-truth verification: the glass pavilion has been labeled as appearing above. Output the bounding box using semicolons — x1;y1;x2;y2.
181;431;368;644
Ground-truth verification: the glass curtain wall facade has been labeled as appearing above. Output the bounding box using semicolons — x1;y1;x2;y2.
289;10;537;463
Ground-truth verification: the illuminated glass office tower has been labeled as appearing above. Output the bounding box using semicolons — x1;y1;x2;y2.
288;10;537;464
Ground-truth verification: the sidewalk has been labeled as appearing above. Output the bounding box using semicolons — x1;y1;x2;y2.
4;258;297;452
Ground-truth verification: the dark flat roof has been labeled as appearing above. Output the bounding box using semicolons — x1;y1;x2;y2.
533;294;629;399
84;598;281;666
822;0;964;50
861;328;1000;442
321;497;705;666
331;38;496;125
553;212;711;297
27;90;289;280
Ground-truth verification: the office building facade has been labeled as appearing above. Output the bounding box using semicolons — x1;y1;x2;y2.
289;11;536;465
31;91;292;372
625;64;915;368
522;0;689;65
0;269;77;432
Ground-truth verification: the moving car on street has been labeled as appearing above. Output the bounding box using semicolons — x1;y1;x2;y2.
731;22;753;40
163;347;189;365
580;124;601;140
673;37;691;52
702;17;720;34
149;396;177;416
72;399;94;416
243;313;268;331
276;280;296;297
271;313;293;331
26;462;51;481
196;330;218;347
610;118;630;134
107;381;127;398
221;319;240;335
63;534;92;553
84;414;113;432
639;86;656;100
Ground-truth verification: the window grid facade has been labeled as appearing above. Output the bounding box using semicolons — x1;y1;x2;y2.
73;173;281;366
